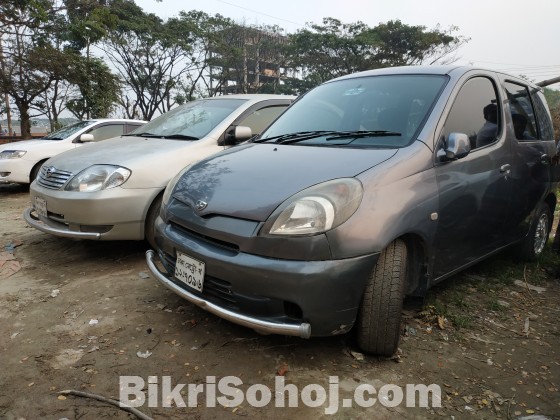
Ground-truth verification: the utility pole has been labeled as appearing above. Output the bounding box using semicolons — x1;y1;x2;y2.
0;37;13;136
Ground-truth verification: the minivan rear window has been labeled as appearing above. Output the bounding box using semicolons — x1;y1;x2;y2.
259;75;447;148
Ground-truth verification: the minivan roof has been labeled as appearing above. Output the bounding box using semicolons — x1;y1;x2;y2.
331;65;538;87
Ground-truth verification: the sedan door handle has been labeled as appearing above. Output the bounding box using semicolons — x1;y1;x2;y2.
500;164;511;174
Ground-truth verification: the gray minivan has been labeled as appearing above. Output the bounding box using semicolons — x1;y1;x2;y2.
146;66;557;356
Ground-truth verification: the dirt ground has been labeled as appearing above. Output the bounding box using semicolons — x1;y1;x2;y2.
1;182;559;419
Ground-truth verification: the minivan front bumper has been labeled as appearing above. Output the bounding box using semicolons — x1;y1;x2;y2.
146;218;379;338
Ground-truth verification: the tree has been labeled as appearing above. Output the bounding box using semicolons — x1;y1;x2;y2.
543;87;560;139
0;0;73;138
64;0;119;119
66;57;121;119
100;0;193;120
285;18;469;93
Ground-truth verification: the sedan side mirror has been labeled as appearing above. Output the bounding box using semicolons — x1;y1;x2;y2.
221;126;253;146
77;133;95;143
438;132;471;161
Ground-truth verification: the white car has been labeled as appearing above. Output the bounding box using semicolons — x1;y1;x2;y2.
0;119;146;184
24;94;294;247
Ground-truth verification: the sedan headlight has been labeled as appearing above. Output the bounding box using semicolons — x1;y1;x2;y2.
65;165;131;192
0;150;27;159
162;164;193;207
261;178;363;236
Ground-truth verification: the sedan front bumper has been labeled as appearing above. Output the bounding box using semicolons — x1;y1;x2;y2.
26;183;163;241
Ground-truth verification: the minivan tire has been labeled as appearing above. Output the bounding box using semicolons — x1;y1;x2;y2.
357;239;407;356
516;203;551;261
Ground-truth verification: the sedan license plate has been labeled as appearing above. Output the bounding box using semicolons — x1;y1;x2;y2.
34;196;47;217
174;251;205;292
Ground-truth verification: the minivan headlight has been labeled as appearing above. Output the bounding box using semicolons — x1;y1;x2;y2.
0;150;26;159
261;178;363;236
65;165;131;192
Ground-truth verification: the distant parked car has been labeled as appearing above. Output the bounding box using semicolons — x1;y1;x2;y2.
24;95;295;247
145;66;557;356
0;119;146;184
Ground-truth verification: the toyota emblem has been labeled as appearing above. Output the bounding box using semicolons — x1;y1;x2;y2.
195;200;208;211
45;166;55;178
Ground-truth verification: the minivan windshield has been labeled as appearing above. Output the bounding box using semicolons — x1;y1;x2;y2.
259;75;447;148
127;99;246;140
42;120;94;140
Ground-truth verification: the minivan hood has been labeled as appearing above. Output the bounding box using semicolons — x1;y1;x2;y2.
174;143;397;221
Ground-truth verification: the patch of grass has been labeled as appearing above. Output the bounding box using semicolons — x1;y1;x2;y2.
487;298;506;312
451;291;471;309
448;313;473;329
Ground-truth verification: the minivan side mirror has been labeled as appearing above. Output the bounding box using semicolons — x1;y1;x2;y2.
221;126;253;146
438;132;471;161
74;133;95;143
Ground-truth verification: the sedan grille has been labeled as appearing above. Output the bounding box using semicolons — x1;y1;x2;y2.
37;166;73;190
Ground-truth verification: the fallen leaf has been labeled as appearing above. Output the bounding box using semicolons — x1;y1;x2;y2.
277;365;289;376
0;260;21;279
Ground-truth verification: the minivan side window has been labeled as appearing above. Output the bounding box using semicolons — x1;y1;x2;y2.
442;77;500;151
504;82;539;141
531;91;555;140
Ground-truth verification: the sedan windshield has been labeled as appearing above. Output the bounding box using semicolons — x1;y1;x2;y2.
42;121;95;140
127;99;247;140
260;74;447;148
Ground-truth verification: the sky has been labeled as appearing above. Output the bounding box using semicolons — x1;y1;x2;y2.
134;0;560;88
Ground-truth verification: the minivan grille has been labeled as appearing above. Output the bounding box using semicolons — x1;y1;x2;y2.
37;166;73;190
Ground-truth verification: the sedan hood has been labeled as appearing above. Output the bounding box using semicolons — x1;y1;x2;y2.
173;143;397;221
45;136;217;187
0;139;59;151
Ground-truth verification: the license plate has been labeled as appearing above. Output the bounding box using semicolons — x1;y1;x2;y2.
34;196;47;217
174;251;205;292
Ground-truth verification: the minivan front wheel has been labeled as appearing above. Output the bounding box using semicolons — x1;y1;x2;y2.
357;239;407;356
516;203;551;261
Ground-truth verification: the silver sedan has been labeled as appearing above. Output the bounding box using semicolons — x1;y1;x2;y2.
24;94;294;247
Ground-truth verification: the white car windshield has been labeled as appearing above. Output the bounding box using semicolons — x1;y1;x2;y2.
42;121;95;140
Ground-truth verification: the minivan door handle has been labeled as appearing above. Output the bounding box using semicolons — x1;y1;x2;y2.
540;154;551;165
500;164;511;175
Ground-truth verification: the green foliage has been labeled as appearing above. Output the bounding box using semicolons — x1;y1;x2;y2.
544;88;560;139
1;3;472;127
285;18;469;89
66;57;121;118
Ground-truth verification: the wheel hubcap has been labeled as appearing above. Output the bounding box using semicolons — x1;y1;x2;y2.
534;213;548;255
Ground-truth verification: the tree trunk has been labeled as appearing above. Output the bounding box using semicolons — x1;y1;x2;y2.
16;100;32;139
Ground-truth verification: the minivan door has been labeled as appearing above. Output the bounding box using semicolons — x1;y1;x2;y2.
432;76;513;279
500;81;556;242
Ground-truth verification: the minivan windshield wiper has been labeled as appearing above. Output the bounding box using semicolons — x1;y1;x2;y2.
255;130;402;145
255;131;348;144
325;130;402;141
